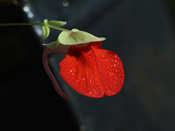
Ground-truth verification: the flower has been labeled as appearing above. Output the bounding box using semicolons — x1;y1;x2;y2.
0;19;124;99
42;27;125;99
59;41;124;98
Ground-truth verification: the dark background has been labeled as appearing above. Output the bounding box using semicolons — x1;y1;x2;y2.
0;0;175;131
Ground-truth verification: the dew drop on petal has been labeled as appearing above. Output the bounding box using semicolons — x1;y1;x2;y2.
89;80;92;84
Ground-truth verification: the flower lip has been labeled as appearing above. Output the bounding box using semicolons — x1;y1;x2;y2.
59;41;124;98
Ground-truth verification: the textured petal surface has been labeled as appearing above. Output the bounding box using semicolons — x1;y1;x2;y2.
59;42;124;98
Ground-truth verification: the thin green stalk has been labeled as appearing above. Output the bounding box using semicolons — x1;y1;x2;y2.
0;23;43;26
0;22;70;31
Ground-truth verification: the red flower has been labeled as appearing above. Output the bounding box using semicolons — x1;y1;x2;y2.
59;41;124;98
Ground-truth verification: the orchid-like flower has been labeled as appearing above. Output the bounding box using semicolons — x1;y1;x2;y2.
42;20;125;99
0;19;124;99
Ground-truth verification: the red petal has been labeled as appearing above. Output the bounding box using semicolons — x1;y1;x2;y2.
59;42;124;98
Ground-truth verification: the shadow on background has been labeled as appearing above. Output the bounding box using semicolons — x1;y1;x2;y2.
0;0;175;131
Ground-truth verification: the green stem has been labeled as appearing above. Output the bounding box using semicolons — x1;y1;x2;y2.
0;22;70;31
0;22;44;26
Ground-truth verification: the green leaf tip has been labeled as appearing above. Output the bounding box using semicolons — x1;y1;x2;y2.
58;29;106;45
42;41;60;49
